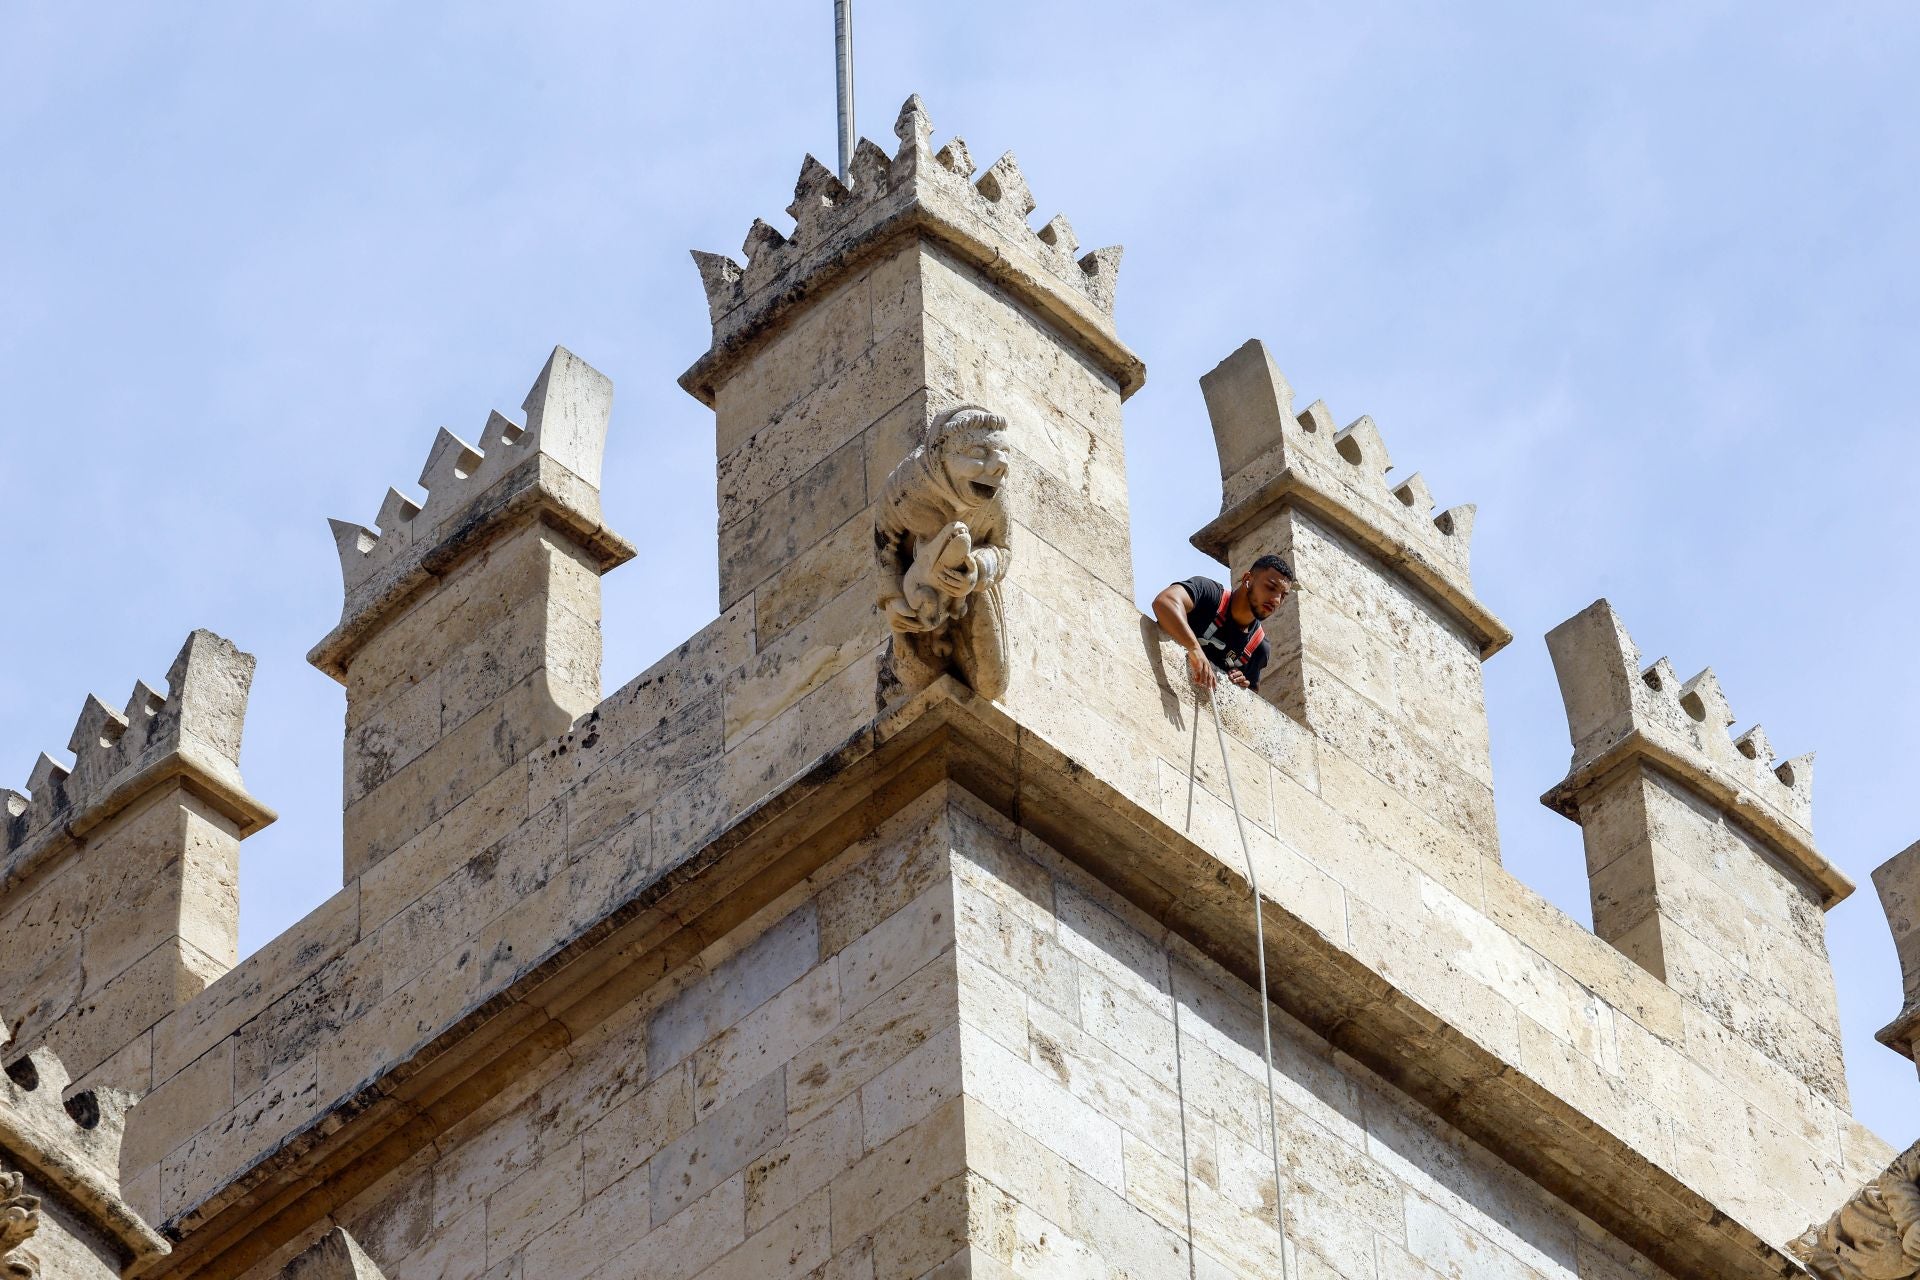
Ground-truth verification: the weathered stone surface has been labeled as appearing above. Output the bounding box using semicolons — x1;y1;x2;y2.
1545;600;1852;1103
0;632;271;1096
2;87;1906;1280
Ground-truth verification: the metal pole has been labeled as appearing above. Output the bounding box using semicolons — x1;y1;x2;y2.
834;0;855;182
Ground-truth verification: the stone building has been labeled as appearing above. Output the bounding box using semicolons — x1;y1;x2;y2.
3;95;1916;1279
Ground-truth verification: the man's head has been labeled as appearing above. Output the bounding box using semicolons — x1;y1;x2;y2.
1237;553;1296;619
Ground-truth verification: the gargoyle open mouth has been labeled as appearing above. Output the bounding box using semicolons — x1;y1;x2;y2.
969;480;999;500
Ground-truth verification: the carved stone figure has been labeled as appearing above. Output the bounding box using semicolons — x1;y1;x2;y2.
875;405;1013;699
0;1170;39;1280
1794;1142;1920;1280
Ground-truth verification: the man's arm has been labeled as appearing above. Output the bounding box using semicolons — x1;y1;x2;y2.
1151;582;1216;689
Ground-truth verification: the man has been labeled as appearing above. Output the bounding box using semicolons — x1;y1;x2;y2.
1152;554;1295;690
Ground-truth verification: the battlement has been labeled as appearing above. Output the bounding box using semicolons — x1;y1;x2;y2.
681;95;1143;405
1542;598;1839;901
1;630;273;888
1192;338;1504;659
0;1033;167;1268
310;346;636;679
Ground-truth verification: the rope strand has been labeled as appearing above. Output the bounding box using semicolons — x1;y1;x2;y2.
1191;679;1292;1276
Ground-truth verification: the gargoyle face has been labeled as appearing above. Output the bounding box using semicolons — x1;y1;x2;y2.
944;434;1009;504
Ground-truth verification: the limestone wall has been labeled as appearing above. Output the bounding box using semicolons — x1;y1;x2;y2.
219;787;1710;1280
0;630;272;1097
1;91;1905;1280
240;788;972;1279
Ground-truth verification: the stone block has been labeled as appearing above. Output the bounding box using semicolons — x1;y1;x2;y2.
712;270;877;458
786;953;959;1132
755;512;878;651
693;961;837;1112
746;1095;862;1235
725;581;882;747
718;434;869;610
827;1096;968;1247
718;326;923;530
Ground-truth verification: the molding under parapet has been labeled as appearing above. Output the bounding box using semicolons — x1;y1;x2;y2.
308;347;637;681
1874;842;1920;1061
1188;339;1510;660
678;95;1145;407
0;1041;169;1273
1;630;274;901
1542;599;1850;907
144;676;1814;1280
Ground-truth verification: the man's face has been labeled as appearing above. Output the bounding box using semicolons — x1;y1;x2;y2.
944;432;1010;503
1241;567;1291;618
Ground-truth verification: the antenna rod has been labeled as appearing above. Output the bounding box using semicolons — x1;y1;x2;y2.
834;0;855;181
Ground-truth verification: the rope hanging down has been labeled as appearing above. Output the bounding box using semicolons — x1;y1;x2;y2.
1187;680;1292;1277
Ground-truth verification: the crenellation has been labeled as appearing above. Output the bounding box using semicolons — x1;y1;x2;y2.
1544;599;1851;1105
1543;600;1822;861
1;631;268;1096
4;84;1913;1280
4;630;268;873
684;95;1134;391
321;346;625;637
1196;344;1478;581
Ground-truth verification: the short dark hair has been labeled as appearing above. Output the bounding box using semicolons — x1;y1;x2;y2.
1250;553;1295;583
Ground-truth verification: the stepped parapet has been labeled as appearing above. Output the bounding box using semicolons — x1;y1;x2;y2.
312;346;635;680
1545;599;1851;1102
2;630;271;880
681;95;1143;407
1543;599;1831;896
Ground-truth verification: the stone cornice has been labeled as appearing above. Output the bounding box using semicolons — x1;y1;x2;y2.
146;678;1812;1280
2;630;274;899
1190;458;1512;660
678;96;1145;407
1542;728;1853;908
309;347;637;682
1878;1002;1919;1063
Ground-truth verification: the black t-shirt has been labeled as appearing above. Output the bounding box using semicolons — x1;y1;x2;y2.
1178;576;1270;690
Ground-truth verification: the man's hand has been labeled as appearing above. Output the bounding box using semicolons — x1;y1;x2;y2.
1185;648;1216;689
1226;669;1250;689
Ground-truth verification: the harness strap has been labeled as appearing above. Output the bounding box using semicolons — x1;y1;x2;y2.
1197;587;1264;665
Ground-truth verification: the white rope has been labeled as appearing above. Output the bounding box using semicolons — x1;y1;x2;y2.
1186;677;1292;1276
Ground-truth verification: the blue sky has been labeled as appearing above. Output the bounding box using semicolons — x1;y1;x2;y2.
3;4;1915;1145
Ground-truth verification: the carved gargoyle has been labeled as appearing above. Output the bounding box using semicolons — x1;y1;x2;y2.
875;405;1012;699
0;1170;39;1280
1793;1141;1920;1279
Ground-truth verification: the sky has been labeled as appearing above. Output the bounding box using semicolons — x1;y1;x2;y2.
2;3;1915;1146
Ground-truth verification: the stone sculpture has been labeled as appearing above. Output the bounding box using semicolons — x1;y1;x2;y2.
1793;1142;1920;1279
875;405;1012;699
0;1170;38;1280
